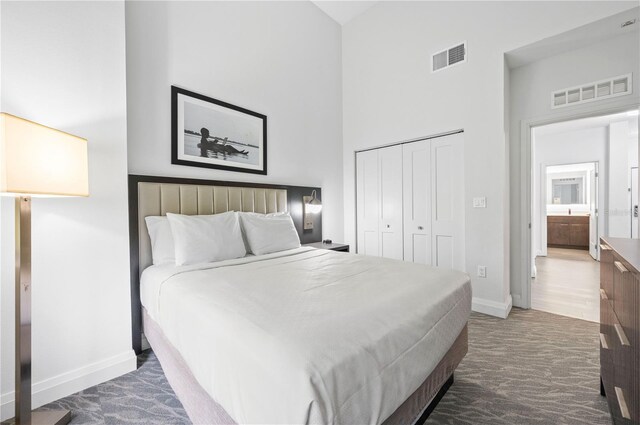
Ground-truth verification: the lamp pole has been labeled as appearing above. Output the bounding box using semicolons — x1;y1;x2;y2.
15;196;32;424
10;196;70;425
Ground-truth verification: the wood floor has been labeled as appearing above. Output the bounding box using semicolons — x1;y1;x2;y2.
532;247;600;322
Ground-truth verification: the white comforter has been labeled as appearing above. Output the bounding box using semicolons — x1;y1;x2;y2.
141;247;471;425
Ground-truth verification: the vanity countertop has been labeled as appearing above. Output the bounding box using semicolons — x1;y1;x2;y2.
547;213;590;217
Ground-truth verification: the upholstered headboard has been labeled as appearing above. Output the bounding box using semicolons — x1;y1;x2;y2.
128;174;322;353
136;182;287;273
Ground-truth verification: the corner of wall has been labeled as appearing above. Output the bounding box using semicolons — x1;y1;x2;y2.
472;295;513;319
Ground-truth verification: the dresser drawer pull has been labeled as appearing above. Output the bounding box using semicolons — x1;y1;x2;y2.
600;244;612;251
615;387;631;420
614;261;628;273
599;333;609;349
614;324;631;347
600;289;608;300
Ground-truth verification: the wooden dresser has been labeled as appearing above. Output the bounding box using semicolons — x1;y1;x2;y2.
600;237;640;424
547;215;589;249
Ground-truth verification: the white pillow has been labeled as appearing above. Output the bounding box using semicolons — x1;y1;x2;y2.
166;212;246;266
239;212;301;256
145;216;175;265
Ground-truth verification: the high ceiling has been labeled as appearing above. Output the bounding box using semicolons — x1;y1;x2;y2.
506;7;639;69
311;1;378;26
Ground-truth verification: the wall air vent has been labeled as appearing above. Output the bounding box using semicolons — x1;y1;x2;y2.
551;74;632;109
432;42;467;73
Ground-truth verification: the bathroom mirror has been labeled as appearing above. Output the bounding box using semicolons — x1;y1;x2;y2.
550;177;585;205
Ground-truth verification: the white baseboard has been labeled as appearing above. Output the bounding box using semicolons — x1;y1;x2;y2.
1;350;136;421
472;295;513;319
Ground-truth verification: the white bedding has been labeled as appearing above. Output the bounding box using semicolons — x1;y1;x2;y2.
141;247;471;425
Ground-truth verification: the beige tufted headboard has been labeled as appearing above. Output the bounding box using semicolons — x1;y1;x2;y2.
137;182;287;274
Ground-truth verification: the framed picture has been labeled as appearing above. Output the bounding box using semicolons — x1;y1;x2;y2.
171;86;267;175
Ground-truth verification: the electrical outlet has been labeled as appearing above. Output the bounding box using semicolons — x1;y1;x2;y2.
473;197;487;208
477;266;487;278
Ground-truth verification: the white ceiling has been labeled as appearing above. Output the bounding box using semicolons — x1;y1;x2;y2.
311;1;378;26
506;7;639;69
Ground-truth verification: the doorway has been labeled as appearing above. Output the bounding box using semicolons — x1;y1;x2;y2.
528;109;639;322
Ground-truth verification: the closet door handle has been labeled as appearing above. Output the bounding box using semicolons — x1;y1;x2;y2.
417;226;424;230
615;387;631;419
614;261;628;273
386;224;391;229
614;324;630;347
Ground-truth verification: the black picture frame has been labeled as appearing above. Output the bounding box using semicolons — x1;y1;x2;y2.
171;86;267;175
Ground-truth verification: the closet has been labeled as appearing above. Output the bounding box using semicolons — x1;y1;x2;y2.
356;133;464;270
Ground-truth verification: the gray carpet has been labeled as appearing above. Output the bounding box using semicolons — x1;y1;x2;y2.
40;309;609;424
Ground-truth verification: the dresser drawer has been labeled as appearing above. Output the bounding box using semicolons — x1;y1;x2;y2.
613;257;639;351
601;243;614;300
612;311;639;423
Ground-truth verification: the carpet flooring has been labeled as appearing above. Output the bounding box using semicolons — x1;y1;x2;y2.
40;309;609;424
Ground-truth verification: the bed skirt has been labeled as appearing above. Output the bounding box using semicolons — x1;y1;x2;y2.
142;308;468;425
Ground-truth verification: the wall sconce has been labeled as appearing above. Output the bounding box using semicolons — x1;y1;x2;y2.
303;189;322;230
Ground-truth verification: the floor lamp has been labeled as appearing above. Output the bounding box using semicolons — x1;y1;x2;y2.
0;113;89;425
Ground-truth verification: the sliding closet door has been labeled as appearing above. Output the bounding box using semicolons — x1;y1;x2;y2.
379;145;404;260
402;140;431;265
430;133;465;270
356;149;380;256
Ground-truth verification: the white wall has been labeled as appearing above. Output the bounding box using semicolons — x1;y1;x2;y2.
342;1;636;318
0;1;135;419
609;119;639;237
532;127;607;257
509;29;639;307
125;1;344;241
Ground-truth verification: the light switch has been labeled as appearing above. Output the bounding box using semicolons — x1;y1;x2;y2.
473;197;486;208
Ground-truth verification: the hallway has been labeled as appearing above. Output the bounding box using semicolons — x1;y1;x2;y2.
532;247;600;322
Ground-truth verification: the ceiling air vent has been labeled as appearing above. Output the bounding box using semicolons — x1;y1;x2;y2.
432;42;467;73
551;74;632;109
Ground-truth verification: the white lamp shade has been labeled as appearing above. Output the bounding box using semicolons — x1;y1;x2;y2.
0;113;88;197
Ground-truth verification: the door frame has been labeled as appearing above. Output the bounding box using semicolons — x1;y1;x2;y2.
519;102;639;309
631;166;638;238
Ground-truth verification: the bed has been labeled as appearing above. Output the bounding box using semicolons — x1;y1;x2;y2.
128;175;471;425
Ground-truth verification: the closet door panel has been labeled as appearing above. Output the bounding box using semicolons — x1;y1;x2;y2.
431;134;465;270
435;235;454;269
403;140;431;264
356;149;380;256
379;145;404;260
411;234;429;264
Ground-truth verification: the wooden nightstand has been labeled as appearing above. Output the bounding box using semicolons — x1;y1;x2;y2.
304;242;350;252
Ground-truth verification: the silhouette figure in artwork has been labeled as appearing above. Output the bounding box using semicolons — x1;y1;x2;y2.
199;127;212;157
197;127;248;157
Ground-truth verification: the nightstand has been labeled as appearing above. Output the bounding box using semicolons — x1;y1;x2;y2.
304;242;350;252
